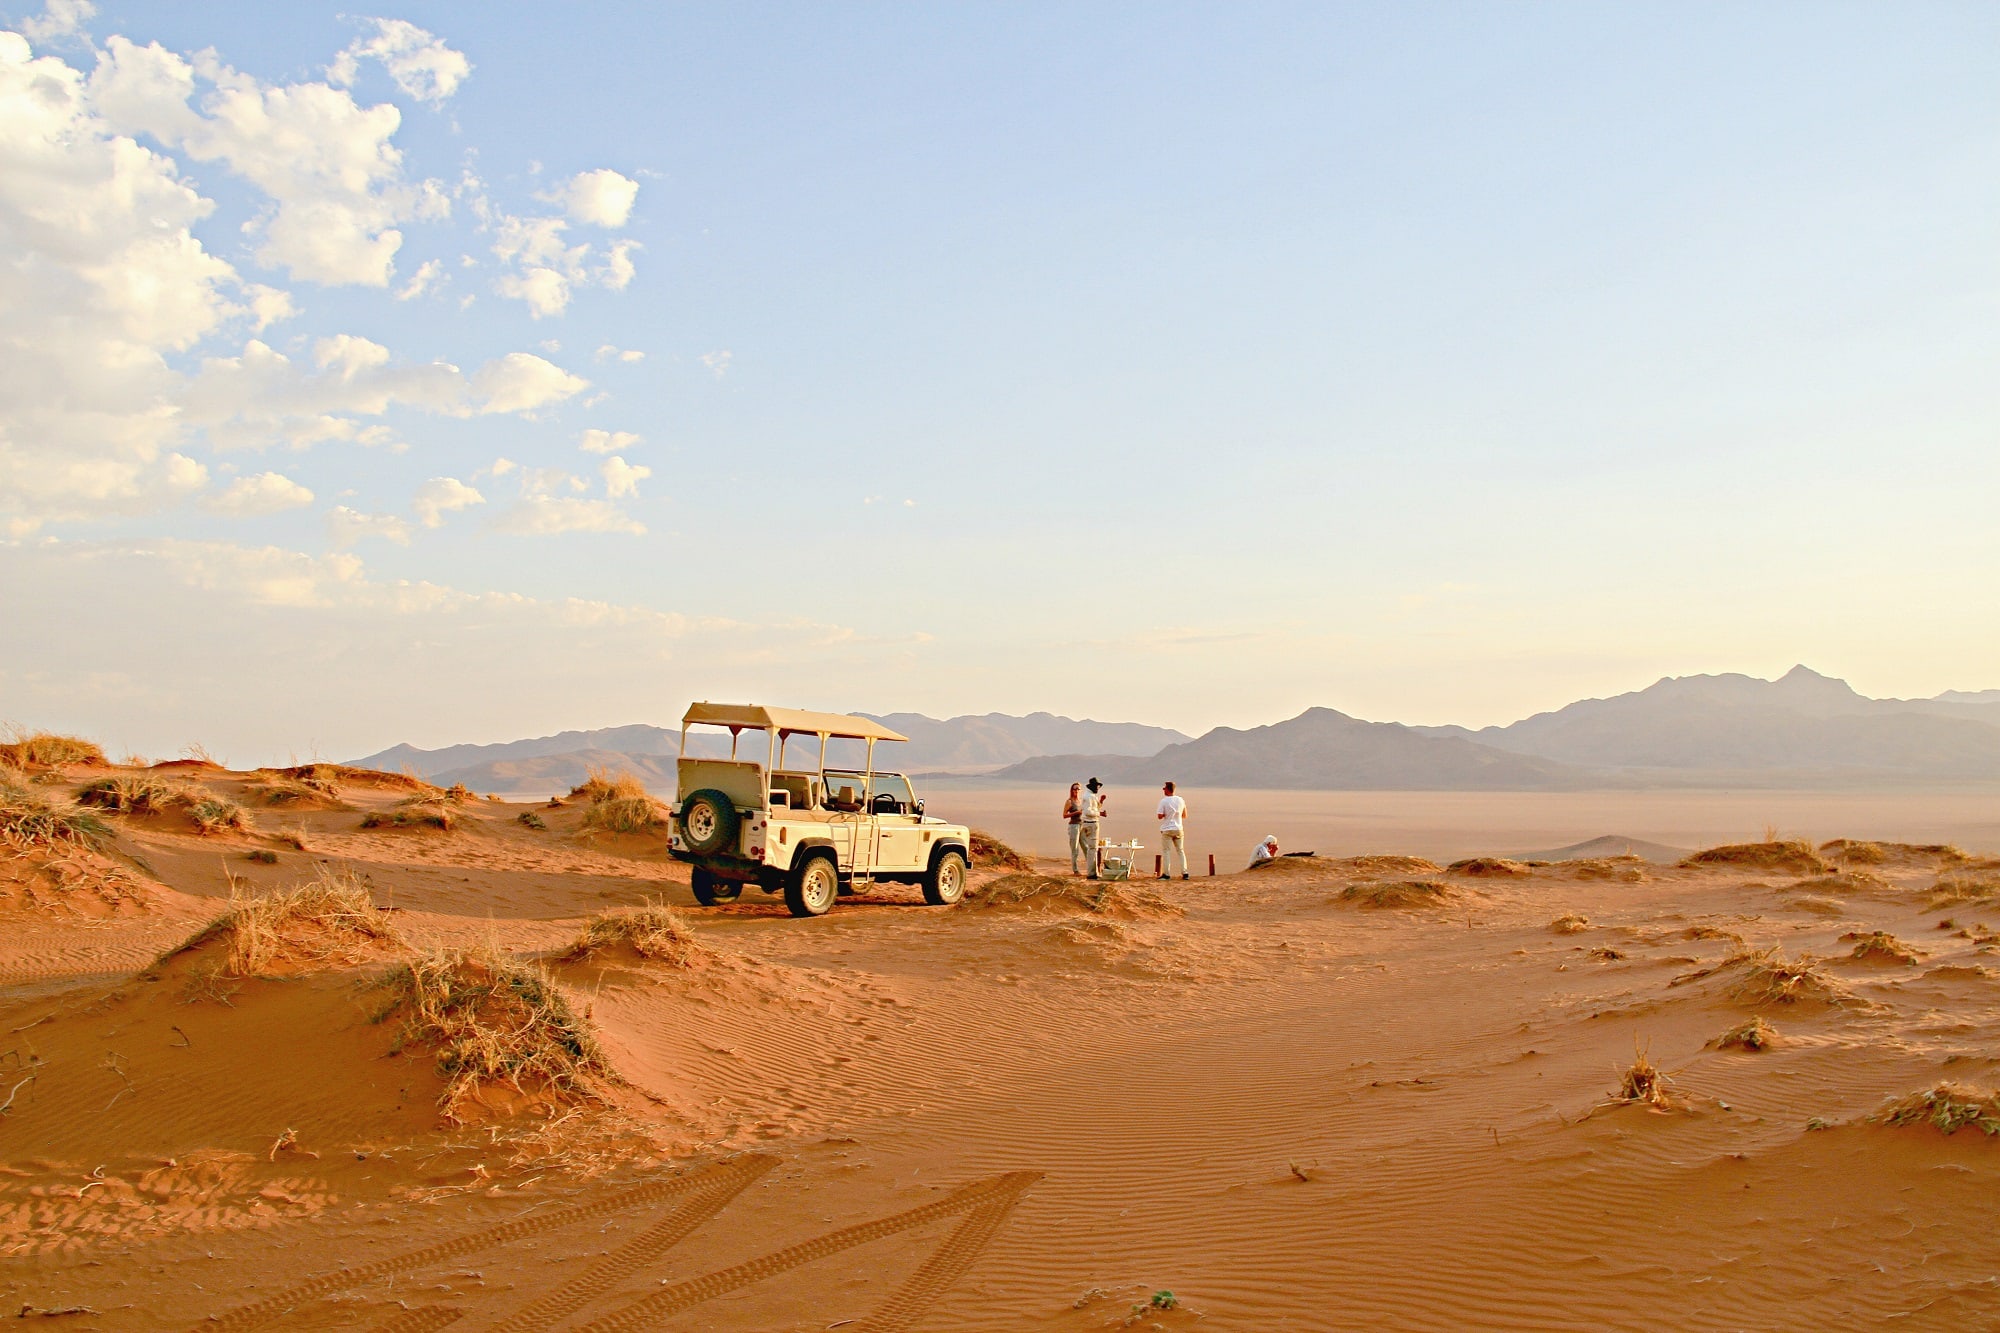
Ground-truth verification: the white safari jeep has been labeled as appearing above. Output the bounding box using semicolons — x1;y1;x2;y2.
667;703;973;918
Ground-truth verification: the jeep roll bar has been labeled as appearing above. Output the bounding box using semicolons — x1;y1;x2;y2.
679;703;910;791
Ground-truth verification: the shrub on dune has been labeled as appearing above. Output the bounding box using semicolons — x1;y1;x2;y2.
1549;913;1590;934
157;869;402;978
1874;1083;2000;1137
1681;841;1829;876
0;768;109;849
1841;930;1922;965
1713;1016;1778;1051
562;901;707;966
1674;946;1855;1008
0;730;106;769
1928;874;2000;910
573;769;663;833
1338;880;1453;909
373;949;609;1121
970;829;1032;870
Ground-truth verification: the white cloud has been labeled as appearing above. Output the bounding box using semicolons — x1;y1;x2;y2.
19;0;94;42
600;455;651;500
327;19;471;107
203;471;314;516
182;341;588;448
595;344;645;363
89;35;450;287
557;168;638;227
578;428;640;455
327;505;412;547
699;350;732;378
469;353;588;415
411;475;483;528
491;497;644;536
489;202;642;317
394;258;443;301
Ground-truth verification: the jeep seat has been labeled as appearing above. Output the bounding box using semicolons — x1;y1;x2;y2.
828;784;862;813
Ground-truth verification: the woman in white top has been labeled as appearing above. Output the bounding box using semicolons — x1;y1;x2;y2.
1249;835;1280;868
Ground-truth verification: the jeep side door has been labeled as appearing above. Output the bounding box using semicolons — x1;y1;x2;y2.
868;773;927;873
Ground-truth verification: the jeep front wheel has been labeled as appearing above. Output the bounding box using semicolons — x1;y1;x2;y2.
677;789;739;856
923;849;968;906
785;852;839;918
691;867;740;907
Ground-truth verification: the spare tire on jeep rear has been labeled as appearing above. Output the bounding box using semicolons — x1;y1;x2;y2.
677;788;739;856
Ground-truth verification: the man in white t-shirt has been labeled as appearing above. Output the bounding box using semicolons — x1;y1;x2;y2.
1079;777;1105;879
1156;780;1189;880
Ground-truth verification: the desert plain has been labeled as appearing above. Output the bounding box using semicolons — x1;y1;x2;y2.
6;744;2000;1331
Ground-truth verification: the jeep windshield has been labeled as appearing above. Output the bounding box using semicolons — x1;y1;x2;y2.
823;770;916;815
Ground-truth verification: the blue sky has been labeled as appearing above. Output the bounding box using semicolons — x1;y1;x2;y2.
2;2;1995;762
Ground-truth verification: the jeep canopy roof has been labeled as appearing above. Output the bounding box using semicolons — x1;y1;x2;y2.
680;702;908;744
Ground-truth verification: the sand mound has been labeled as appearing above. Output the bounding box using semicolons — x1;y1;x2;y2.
1338;880;1454;909
567;769;666;833
1928;873;2000;909
1564;856;1646;882
561;902;708;966
247;774;349;810
154;871;405;981
0;841;157;914
1874;1084;2000;1137
1330;854;1442;875
963;873;1183;920
1785;870;1891;896
1672;946;1856;1009
274;762;439;794
1840;930;1922;965
1712;1016;1779;1050
372;949;611;1121
1549;913;1590;934
971;829;1033;870
1447;857;1532;878
361;799;459;831
1682;840;1829;876
1821;839;1972;868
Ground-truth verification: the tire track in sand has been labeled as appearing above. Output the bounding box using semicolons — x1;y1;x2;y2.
483;1154;777;1333
191;1154;778;1333
848;1180;1039;1333
367;1308;463;1333
572;1170;1042;1333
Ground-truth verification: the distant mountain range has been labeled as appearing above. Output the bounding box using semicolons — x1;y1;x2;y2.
995;667;2000;790
351;669;2000;794
351;712;1189;793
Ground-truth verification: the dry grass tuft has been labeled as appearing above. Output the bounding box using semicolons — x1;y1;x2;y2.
1713;1016;1778;1051
562;901;707;966
1446;857;1531;878
372;949;609;1121
1338;879;1454;909
188;795;251;835
1928;873;2000;910
1841;930;1922;965
248;775;345;809
1675;946;1855;1008
78;775;251;835
1682;840;1829;876
362;803;456;831
157;869;402;978
1549;912;1590;934
970;829;1032;870
568;767;646;804
1614;1047;1674;1107
1874;1083;2000;1137
0;730;107;769
964;872;1183;920
1;768;111;849
517;810;547;830
77;773;186;813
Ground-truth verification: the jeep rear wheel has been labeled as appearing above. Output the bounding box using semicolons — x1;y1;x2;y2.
691;867;740;907
785;852;839;918
923;849;968;906
678;789;739;856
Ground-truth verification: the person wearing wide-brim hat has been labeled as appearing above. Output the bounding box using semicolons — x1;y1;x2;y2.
1078;777;1106;879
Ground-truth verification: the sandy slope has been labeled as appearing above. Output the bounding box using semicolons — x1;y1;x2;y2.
5;764;2000;1330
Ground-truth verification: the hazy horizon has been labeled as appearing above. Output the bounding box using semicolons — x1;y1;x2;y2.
4;2;1996;764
